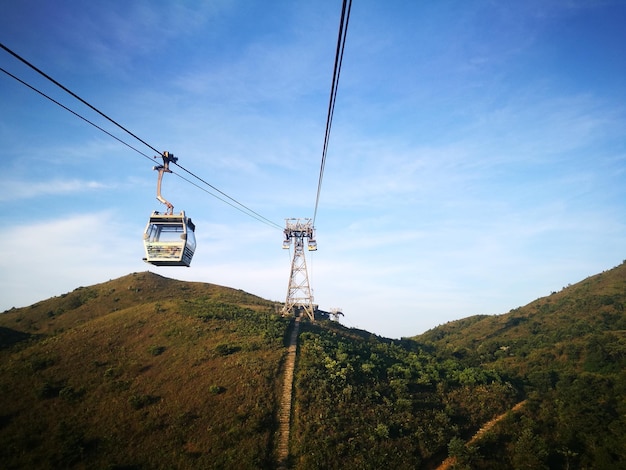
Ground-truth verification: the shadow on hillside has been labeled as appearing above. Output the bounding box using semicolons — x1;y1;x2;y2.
0;327;33;349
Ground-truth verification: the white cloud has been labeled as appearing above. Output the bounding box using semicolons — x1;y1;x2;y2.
0;212;142;311
1;0;624;339
0;179;108;202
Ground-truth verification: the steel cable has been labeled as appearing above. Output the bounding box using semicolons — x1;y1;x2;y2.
1;43;282;230
312;0;352;227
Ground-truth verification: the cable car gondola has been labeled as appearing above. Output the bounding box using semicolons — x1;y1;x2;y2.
282;239;291;249
143;151;196;267
143;210;196;266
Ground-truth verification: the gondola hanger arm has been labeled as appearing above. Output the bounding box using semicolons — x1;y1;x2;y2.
154;151;177;214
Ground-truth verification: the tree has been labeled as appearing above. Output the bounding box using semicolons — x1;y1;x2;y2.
512;428;548;469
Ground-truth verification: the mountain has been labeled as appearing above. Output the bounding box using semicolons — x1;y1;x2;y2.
1;264;625;469
0;272;288;469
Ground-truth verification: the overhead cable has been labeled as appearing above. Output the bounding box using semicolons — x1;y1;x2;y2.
312;0;352;226
0;66;155;164
173;162;283;230
0;42;161;156
1;43;282;230
172;170;283;230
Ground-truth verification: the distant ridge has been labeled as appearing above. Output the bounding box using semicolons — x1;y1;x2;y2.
415;260;626;374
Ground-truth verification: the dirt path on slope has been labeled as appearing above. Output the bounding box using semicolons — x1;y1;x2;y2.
436;400;528;470
277;316;301;469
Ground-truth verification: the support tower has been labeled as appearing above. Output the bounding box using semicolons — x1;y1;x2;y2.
282;218;317;320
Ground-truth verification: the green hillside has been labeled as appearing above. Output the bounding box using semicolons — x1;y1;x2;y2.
1;264;625;469
289;322;520;469
0;272;289;469
415;260;626;468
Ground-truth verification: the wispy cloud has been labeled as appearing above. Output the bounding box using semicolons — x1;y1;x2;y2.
1;0;624;337
47;1;235;76
0;211;140;310
0;179;109;202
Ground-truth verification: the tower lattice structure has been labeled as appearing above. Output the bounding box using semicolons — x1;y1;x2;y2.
282;218;317;320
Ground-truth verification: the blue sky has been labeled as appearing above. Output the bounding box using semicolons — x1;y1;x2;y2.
1;0;624;339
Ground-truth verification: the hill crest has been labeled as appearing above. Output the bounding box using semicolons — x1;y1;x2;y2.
415;260;626;374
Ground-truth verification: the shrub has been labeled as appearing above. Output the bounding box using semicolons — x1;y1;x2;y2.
59;386;86;402
208;385;225;395
31;356;56;371
128;394;161;410
39;381;64;399
215;343;240;356
149;345;166;356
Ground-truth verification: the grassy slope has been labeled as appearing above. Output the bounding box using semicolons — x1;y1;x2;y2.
0;272;289;469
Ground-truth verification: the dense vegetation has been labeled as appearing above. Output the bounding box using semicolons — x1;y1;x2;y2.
416;261;626;468
290;323;520;469
1;262;625;469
